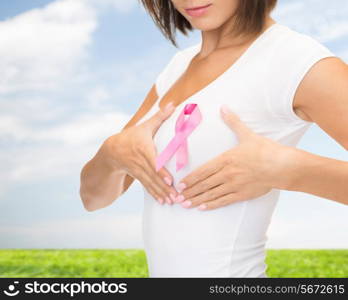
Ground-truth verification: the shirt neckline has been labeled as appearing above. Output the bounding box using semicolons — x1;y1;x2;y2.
156;22;281;111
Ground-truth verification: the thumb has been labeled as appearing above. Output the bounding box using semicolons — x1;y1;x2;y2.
220;104;254;142
146;101;176;136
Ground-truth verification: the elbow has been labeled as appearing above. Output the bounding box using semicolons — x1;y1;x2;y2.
80;169;94;211
79;188;99;212
81;198;99;212
83;201;98;212
79;187;114;212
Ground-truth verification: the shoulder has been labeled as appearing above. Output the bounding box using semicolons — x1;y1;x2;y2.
277;26;347;110
268;24;334;60
294;51;347;119
293;54;348;148
265;24;339;123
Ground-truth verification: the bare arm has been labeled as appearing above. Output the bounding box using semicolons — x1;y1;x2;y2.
80;84;159;211
277;56;348;205
278;148;348;204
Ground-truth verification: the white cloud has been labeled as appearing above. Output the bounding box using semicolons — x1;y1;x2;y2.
0;0;98;94
0;0;142;183
0;96;66;122
86;86;111;109
7;111;129;145
89;0;138;14
0;110;130;182
0;0;140;94
274;0;348;43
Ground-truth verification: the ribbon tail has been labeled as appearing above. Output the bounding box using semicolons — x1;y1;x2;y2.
176;139;188;172
155;133;185;172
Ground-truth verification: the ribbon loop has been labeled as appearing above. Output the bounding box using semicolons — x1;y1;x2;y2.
155;103;202;172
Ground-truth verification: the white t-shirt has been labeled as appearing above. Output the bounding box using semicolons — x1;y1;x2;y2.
139;23;336;277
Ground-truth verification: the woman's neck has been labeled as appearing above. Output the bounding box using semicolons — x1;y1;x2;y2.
198;16;276;58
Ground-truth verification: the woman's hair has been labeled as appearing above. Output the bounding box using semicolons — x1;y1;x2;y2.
140;0;278;47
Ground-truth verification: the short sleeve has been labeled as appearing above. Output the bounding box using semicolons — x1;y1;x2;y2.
266;33;336;124
155;50;182;98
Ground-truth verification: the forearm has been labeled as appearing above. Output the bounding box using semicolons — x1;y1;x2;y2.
275;147;348;205
79;141;128;211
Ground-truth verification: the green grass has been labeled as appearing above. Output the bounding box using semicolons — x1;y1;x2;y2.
0;249;347;277
266;249;348;277
0;249;147;278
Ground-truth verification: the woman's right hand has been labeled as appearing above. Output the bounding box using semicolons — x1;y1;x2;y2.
102;102;180;205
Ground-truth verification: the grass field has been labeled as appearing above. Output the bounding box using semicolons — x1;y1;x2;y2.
0;249;347;277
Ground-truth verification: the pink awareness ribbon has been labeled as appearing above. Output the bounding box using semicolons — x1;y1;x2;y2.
155;103;202;172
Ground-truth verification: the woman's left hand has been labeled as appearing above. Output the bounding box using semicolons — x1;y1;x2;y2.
174;105;296;211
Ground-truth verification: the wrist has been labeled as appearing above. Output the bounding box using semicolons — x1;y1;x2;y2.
267;144;305;191
98;136;127;176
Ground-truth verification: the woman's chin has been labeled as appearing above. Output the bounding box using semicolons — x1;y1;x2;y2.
188;20;221;32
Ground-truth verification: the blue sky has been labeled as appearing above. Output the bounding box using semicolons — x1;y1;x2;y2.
0;0;347;249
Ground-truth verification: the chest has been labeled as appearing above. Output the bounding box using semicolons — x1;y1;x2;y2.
157;59;274;137
152;69;274;182
158;47;252;111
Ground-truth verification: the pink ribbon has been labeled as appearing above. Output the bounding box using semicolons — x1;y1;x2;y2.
155;103;202;172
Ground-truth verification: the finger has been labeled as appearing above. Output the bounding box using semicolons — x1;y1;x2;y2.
197;191;246;211
178;171;226;203
132;166;165;204
181;183;233;208
145;183;165;205
157;167;179;203
140;157;174;204
141;145;178;204
176;156;225;193
146;142;180;202
145;101;176;136
220;105;254;142
129;150;170;204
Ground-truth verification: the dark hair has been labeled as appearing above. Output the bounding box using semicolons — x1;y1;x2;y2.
140;0;278;47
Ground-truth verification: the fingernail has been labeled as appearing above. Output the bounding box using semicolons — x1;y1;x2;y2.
176;194;185;203
181;200;191;208
164;102;174;112
167;197;173;205
221;104;230;114
177;182;186;192
157;197;164;205
198;204;207;210
164;177;172;186
169;193;176;202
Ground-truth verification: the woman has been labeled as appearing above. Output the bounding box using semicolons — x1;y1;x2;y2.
80;0;348;277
